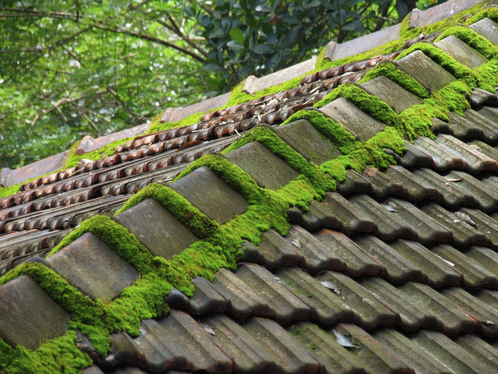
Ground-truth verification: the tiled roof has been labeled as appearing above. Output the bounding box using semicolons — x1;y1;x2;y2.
1;0;498;373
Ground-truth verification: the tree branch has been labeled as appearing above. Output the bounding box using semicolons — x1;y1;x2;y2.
91;23;206;63
157;18;208;57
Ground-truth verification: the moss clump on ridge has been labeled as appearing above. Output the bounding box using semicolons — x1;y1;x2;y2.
219;126;336;198
117;183;219;240
358;61;430;98
173;154;267;204
0;330;91;374
395;42;480;88
435;26;498;61
280;109;357;150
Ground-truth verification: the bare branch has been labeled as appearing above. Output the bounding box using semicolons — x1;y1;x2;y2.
1;7;74;17
199;4;214;16
157;18;208;57
92;23;206;63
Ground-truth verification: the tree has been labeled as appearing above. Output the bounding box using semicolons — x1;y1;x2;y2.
194;0;417;91
0;0;422;170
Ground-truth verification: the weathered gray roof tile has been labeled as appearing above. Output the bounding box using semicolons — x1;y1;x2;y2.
46;232;138;303
385;198;451;245
454;334;498;373
435;134;498;174
314;229;382;277
319;98;386;142
411;329;491;374
330;324;411;374
188;277;228;316
156;310;233;373
210;267;271;319
432;244;498;290
383;165;442;203
171;166;248;224
361;166;407;200
390;239;461;288
469;17;498;46
434;35;488;69
336;170;373;196
444;171;498;212
465;246;498;278
354;235;425;285
276;267;355;326
235;263;311;325
400;282;476;336
441;286;498;337
285;225;347;273
360;76;424;113
420;202;487;247
412;168;478;210
130;319;189;373
0;275;71;350
200;314;277;374
225;141;299;190
359;277;427;331
114;199;199;259
349;194;416;241
385;141;434;169
396;50;456;92
316;271;396;330
413;137;469;171
288;322;364;374
245;229;303;270
372;328;451;374
300;192;376;235
446;111;486;140
274;118;342;164
242;317;320;374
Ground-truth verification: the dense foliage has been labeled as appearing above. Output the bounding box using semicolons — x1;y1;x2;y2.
0;0;431;169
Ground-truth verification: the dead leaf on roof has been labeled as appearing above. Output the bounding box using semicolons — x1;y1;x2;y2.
333;330;356;348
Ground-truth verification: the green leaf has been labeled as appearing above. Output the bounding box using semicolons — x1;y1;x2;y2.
229;27;245;44
304;0;322;9
253;44;273;54
227;40;245;53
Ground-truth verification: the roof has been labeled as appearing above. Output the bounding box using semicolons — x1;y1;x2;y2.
1;0;498;373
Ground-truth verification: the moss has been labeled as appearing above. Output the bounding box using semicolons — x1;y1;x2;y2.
401;2;494;40
358;61;430;98
435;26;498;61
314;43;328;71
117;183;219;240
47;215;153;273
280;110;357;150
220;126;336;198
314;83;411;138
465;5;498;25
63;137;134;169
0;331;92;374
173;154;266;204
475;59;498;89
395;42;478;88
316;39;405;72
0;184;22;199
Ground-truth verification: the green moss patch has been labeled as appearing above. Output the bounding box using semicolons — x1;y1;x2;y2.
280;110;357;150
359;61;430;98
117;183;218;240
220;126;336;198
435;26;498;61
395;42;479;88
0;331;92;374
